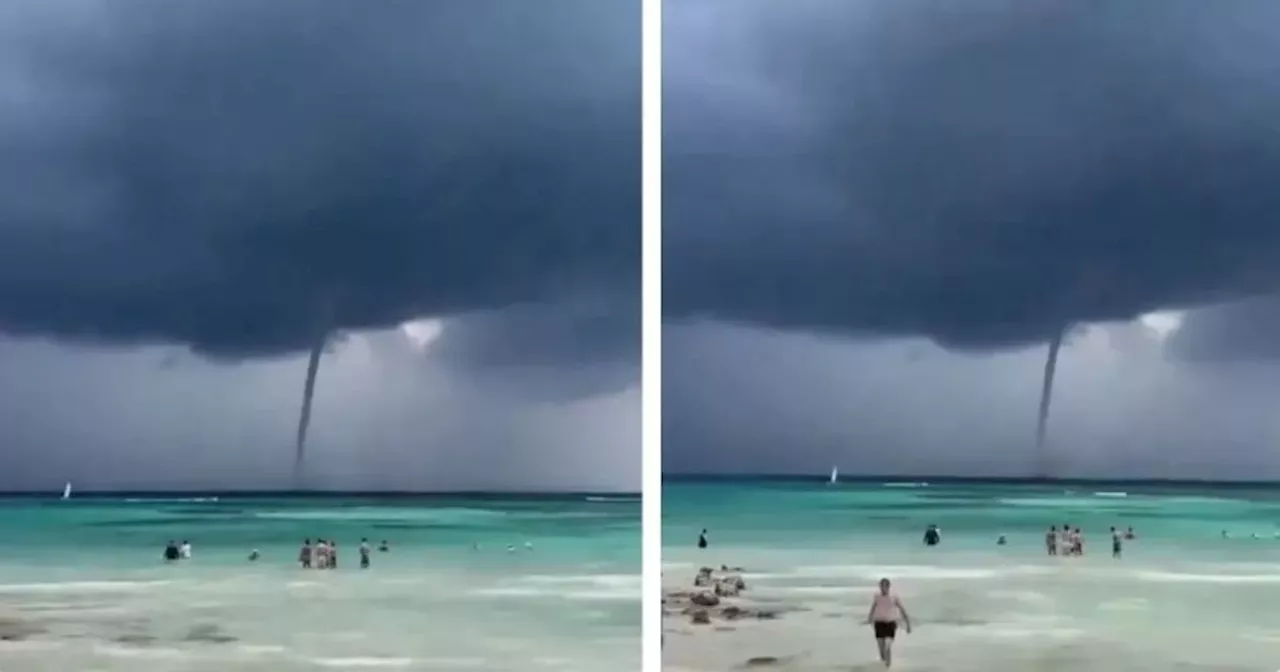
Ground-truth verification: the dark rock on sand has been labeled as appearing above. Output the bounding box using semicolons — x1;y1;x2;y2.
184;623;236;644
0;616;45;641
741;655;798;667
114;633;159;646
690;609;712;625
690;591;720;607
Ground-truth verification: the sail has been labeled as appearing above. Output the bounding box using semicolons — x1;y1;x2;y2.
829;466;838;484
61;482;72;500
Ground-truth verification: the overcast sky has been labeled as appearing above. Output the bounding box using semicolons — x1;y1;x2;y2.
0;0;639;491
663;0;1280;480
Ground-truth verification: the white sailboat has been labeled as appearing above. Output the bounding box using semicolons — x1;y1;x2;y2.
61;482;72;500
828;466;838;485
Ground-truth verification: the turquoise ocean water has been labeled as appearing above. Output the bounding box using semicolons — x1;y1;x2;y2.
663;478;1280;671
0;493;639;671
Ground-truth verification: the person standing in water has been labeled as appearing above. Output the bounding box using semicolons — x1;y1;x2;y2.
360;538;371;569
299;539;313;569
1110;527;1123;559
922;524;940;546
864;578;911;668
1045;526;1058;556
179;540;192;560
315;539;330;569
163;540;180;563
697;529;708;549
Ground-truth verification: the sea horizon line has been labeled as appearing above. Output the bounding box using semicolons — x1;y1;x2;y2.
662;473;1280;488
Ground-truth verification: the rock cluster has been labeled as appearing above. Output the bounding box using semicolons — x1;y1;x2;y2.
663;565;787;626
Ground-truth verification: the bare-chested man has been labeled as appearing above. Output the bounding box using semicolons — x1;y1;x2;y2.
865;578;912;668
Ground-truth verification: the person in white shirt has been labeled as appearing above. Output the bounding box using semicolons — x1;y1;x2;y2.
864;577;912;667
179;541;192;560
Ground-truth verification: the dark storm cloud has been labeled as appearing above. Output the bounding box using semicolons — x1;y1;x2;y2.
1166;296;1280;362
664;0;1280;348
428;295;639;399
0;0;638;357
432;295;638;370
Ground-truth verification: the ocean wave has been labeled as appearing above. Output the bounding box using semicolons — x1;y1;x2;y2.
881;482;929;488
312;657;415;667
253;507;508;523
93;643;189;659
0;580;171;594
471;585;637;601
999;496;1119;508
124;497;219;503
1136;570;1280;584
236;644;288;655
584;496;641;503
982;625;1085;639
519;573;639;589
786;564;1046;581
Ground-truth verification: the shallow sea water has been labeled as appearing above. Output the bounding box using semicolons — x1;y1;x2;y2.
0;495;639;671
662;480;1280;671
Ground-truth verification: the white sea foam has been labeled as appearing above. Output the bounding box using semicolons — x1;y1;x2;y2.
1135;570;1280;584
0;580;171;594
312;656;415;667
787;564;1045;580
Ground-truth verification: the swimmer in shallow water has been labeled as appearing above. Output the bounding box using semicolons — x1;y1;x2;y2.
864;577;911;668
922;524;940;546
1110;527;1122;559
697;529;708;549
996;534;1007;546
1045;526;1058;556
248;549;260;562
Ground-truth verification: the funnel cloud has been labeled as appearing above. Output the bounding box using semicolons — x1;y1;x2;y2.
1034;328;1066;476
294;339;326;472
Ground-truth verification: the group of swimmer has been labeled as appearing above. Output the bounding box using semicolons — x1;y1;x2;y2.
297;538;389;569
1042;524;1135;558
920;523;1137;558
165;536;539;568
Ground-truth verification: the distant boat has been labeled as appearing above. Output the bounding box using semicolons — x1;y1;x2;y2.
829;466;839;485
61;482;72;500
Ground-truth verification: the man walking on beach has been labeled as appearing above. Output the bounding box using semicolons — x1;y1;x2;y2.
865;577;911;668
